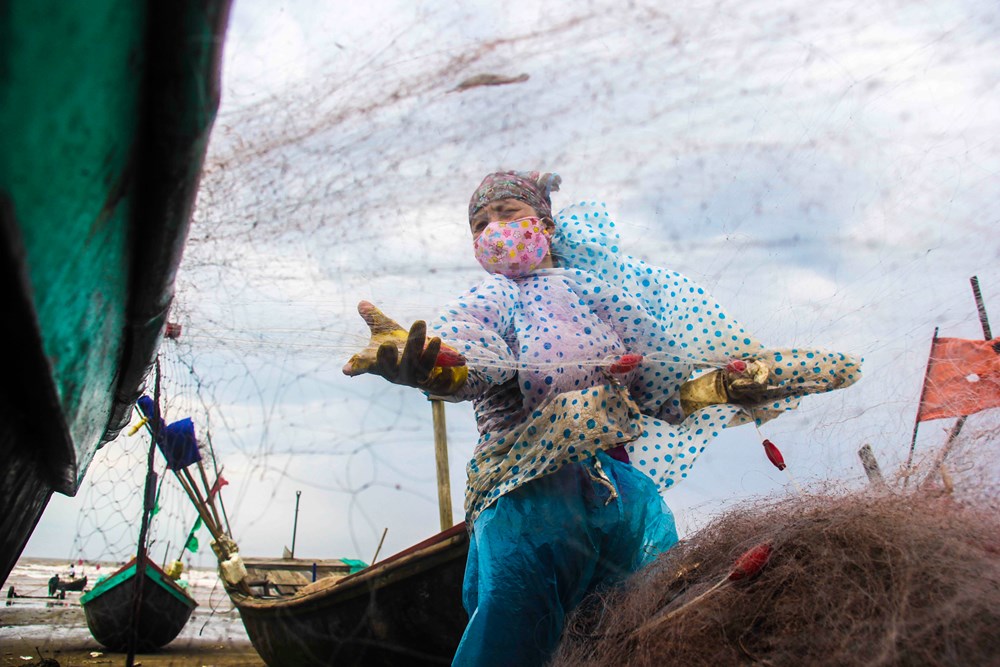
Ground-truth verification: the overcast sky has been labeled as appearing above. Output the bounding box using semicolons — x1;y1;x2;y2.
20;0;1000;570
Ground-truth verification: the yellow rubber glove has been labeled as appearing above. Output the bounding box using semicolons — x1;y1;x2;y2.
342;301;468;395
722;358;771;403
679;358;772;416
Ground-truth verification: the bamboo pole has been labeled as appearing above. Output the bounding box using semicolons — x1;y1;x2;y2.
132;380;251;595
175;469;222;541
291;490;302;558
936;278;994;461
904;327;938;484
430;399;454;531
911;276;992;487
197;459;224;534
971;276;992;339
371;527;389;566
205;430;233;535
126;360;161;667
922;276;992;485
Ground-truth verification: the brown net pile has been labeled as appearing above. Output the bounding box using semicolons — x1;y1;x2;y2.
553;482;1000;667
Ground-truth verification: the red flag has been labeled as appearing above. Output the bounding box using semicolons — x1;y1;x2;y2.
917;337;1000;422
208;473;229;501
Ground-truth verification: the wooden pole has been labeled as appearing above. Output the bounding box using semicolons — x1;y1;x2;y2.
205;430;233;535
904;327;938;483
371;527;388;566
857;444;885;487
924;416;967;489
176;518;200;562
924;276;992;481
127;359;161;667
430;399;454;531
291;490;302;558
174;470;222;542
970;275;992;339
197;459;224;534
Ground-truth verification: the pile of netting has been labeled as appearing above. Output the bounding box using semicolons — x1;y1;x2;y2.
553;472;1000;666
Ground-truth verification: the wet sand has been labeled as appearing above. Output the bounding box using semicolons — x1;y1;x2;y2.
1;633;265;667
0;605;265;667
2;559;265;667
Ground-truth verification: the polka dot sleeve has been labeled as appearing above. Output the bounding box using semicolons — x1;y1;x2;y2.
551;201;862;492
429;274;520;402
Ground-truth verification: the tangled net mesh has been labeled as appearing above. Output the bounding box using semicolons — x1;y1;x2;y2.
553;431;1000;667
168;0;1000;559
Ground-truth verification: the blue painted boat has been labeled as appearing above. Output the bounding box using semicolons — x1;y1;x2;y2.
81;557;197;651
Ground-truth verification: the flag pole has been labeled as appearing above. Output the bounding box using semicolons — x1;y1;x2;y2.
905;326;938;483
910;276;993;486
970;275;992;339
177;516;202;562
205;430;233;535
927;277;993;476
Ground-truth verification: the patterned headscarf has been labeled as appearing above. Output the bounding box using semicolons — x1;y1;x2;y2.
468;171;562;221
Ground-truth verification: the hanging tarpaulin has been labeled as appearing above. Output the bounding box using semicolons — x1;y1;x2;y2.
916;337;1000;422
136;396;203;470
341;558;369;574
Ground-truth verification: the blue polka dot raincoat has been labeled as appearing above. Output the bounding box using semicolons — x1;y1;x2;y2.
431;201;861;522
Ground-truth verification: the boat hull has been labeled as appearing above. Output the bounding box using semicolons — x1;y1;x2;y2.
232;524;470;667
81;558;197;652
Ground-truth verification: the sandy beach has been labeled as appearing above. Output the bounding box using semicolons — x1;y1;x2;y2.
1;558;265;667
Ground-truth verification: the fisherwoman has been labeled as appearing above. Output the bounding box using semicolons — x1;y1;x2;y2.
343;171;861;666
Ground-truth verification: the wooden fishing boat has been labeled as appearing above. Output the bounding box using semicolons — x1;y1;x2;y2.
49;574;89;596
59;576;89;593
80;557;197;652
0;0;231;582
225;524;470;667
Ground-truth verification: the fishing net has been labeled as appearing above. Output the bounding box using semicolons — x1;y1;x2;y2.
15;0;998;605
5;0;998;664
552;445;1000;667
162;0;1000;562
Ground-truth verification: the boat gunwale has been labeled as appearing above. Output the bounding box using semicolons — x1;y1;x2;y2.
80;556;197;609
229;524;468;612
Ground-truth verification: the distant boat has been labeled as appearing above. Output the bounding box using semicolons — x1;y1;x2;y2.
225;524;469;667
80;558;197;652
49;574;89;596
0;0;232;583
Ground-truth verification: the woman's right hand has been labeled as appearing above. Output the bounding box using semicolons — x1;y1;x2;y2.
342;301;468;395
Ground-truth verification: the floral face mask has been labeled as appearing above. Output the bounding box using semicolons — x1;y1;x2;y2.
473;216;551;278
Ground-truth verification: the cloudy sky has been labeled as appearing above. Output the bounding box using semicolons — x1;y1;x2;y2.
22;0;1000;569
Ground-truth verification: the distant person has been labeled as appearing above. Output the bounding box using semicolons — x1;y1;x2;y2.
344;171;861;666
